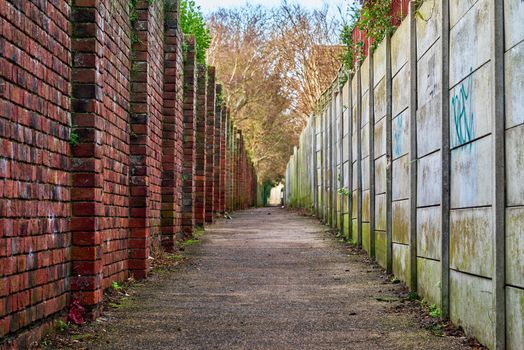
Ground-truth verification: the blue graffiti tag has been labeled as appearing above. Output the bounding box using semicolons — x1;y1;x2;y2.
393;113;404;158
451;70;474;148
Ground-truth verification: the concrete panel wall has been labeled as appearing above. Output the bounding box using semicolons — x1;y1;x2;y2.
285;1;523;347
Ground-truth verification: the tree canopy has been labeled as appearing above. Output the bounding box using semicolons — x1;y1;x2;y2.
207;3;341;182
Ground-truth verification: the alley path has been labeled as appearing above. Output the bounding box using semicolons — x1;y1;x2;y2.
88;208;467;350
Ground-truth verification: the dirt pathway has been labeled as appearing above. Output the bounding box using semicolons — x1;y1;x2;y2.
86;208;468;350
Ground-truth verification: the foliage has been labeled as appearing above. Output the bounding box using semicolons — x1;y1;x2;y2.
337;187;351;197
207;4;341;182
429;303;441;318
111;281;122;291
407;291;419;301
180;0;211;64
55;320;69;333
262;180;274;207
69;130;79;146
339;0;395;71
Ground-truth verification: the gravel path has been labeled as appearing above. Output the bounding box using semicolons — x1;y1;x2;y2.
87;207;468;350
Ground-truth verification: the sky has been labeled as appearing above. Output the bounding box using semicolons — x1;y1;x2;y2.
198;0;345;15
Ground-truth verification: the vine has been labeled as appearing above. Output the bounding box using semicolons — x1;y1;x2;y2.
339;0;396;71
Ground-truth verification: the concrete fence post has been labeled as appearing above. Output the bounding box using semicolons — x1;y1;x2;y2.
440;0;451;319
369;44;376;259
356;67;363;248
323;109;328;221
408;1;418;292
313;115;319;215
492;0;506;348
331;93;335;227
385;33;393;274
347;74;354;242
339;82;345;235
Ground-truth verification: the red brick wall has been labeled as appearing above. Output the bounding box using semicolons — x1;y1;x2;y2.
100;0;132;291
219;106;227;213
205;68;216;223
161;1;184;250
213;85;223;216
181;36;196;237
1;0;71;337
0;0;258;344
128;0;165;280
194;65;207;227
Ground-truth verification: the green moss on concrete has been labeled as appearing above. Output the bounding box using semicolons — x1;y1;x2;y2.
450;271;494;349
362;223;370;254
417;258;441;308
507;286;524;349
392;243;410;285
392;201;409;244
375;231;387;268
343;214;350;240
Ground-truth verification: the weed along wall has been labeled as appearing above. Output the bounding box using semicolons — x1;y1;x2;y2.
285;1;524;349
0;0;257;346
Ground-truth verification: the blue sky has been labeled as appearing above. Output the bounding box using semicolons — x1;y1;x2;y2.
198;0;345;15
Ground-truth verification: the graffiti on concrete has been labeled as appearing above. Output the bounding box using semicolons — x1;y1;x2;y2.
451;69;474;148
393;112;405;158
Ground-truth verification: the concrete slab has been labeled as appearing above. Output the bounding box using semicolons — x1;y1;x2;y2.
450;207;493;277
449;0;491;86
450;136;493;208
506;125;524;206
392;199;410;244
393;243;411;285
417;151;442;207
417;257;442;307
506;207;524;288
506;286;524;350
504;0;524;50
417;206;442;260
450;270;494;349
505;42;524;129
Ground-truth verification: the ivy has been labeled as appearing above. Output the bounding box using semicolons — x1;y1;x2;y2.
179;0;211;64
339;0;396;71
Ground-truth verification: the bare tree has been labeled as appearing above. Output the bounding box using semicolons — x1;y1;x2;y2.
207;3;341;181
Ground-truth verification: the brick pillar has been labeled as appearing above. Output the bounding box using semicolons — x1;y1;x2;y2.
194;65;207;227
205;68;216;223
181;36;197;237
161;0;184;250
70;0;104;315
235;132;240;210
235;131;241;210
227;123;232;211
219;107;227;213
213;85;223;216
129;1;151;279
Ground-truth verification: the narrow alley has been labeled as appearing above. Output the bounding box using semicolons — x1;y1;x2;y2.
84;208;467;350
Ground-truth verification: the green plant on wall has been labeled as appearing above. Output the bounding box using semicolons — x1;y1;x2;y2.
337;187;351;197
339;0;395;71
179;0;211;64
